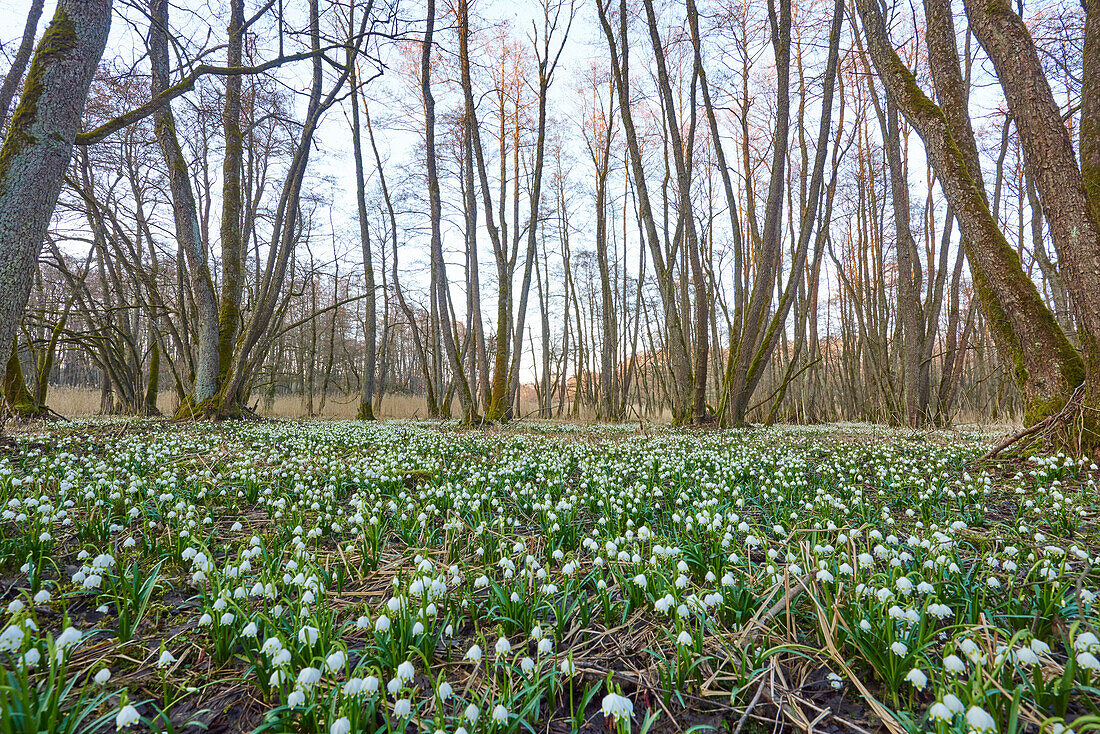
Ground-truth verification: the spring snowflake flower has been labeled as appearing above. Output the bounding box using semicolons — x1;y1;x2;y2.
495;636;512;656
1078;651;1100;670
1013;646;1040;667
966;706;996;732
942;694;965;714
601;693;634;721
56;626;81;650
158;650;176;668
464;704;480;723
560;658;576;676
397;660;416;682
538;637;554;655
116;704;140;730
1076;632;1100;653
632;573;647;588
326;650;346;673
928;702;953;722
492;705;509;723
375;615;391;632
677;630;693;646
890;641;908;657
437;680;453;700
296;667;322;691
95;668;112;685
466;643;483;662
287;690;305;708
330;718;351;734
928;603;952;619
904;668;927;689
364;675;380;694
33;590;50;604
1031;638;1052;655
943;654;966;673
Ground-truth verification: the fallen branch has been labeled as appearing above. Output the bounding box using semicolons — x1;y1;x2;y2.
976;384;1085;462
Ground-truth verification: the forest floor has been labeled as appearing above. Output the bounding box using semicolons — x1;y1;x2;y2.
0;418;1094;733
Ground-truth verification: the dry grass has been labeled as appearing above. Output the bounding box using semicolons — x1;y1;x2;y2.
42;386;629;422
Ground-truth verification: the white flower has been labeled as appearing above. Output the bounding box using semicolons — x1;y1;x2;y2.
330;717;351;734
466;643;483;662
116;704;140;729
157;649;176;668
560;658;576;676
677;630;693;646
928;702;953;722
495;636;512;656
95;668;112;685
296;667;322;691
890;641;908;657
942;694;965;713
904;668;927;689
33;590;50;604
1078;651;1100;670
465;704;480;723
394;698;412;717
242;622;258;638
438;680;453;700
56;627;81;650
521;656;536;674
1077;632;1100;653
364;675;380;694
397;660;415;682
537;637;553;655
375;615;391;632
23;648;40;668
343;678;364;695
325;650;346;673
287;690;305;708
965;706;996;732
262;637;283;656
492;704;509;723
943;654;966;673
601;693;634;721
1013;646;1040;667
298;626;319;645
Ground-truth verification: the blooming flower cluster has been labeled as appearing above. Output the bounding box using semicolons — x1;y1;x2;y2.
0;419;1096;732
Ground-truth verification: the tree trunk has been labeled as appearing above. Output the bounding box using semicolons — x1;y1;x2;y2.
0;0;47;132
0;0;112;382
856;0;1083;427
149;0;221;412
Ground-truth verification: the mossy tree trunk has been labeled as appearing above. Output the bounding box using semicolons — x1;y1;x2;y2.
855;0;1084;433
0;0;112;392
423;0;478;425
217;0;245;387
348;5;376;422
3;342;42;418
961;0;1100;447
148;0;220;415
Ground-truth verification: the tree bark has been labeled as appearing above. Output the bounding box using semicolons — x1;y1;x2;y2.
0;0;111;385
856;0;1083;426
